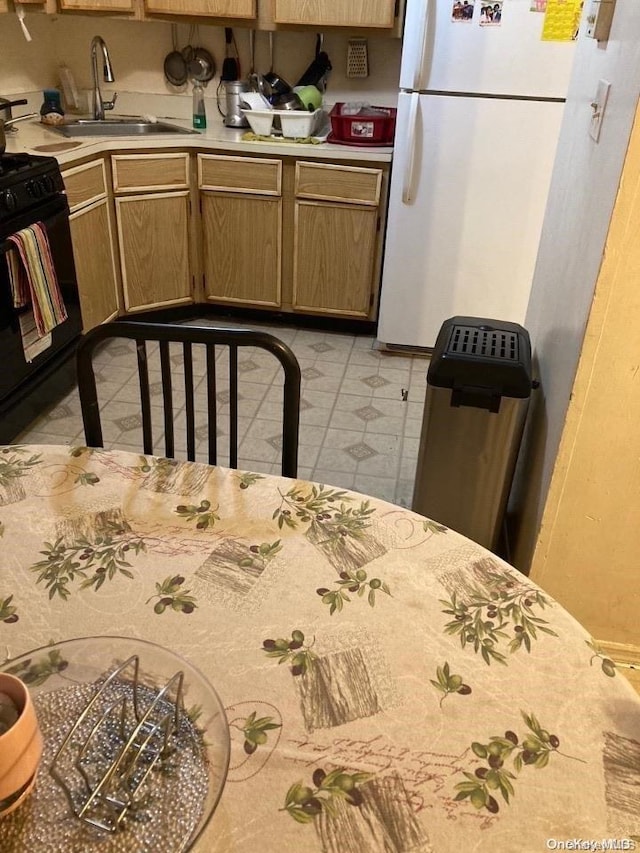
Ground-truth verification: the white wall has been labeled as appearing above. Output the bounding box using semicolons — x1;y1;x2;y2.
511;0;640;569
0;12;401;118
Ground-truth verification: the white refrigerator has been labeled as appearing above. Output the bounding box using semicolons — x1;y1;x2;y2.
377;0;577;350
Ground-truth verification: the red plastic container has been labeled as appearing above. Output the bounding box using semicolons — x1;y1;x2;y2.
329;103;397;145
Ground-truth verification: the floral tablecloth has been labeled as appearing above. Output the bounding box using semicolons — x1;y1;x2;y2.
1;444;639;852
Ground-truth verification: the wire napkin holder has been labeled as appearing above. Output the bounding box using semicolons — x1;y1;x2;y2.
49;654;185;833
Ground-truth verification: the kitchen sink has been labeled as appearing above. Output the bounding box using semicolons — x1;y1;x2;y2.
49;118;199;138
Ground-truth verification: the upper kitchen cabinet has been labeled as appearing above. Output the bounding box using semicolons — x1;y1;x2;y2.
273;0;397;29
144;0;255;18
59;0;135;11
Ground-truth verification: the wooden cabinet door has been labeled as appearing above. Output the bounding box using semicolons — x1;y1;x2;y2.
274;0;395;28
59;0;134;11
293;201;378;317
70;199;120;332
144;0;254;16
115;191;192;312
202;193;281;308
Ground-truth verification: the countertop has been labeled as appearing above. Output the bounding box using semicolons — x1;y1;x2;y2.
6;115;394;167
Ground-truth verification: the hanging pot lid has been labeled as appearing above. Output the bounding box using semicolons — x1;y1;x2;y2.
188;47;216;83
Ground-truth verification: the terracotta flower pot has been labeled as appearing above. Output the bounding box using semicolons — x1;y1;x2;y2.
0;673;43;818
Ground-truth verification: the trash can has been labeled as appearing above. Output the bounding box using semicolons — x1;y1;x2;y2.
412;316;534;553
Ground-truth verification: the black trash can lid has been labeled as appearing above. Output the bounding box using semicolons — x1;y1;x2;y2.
427;316;533;399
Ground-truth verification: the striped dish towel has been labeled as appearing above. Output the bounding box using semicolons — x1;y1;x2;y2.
7;221;67;335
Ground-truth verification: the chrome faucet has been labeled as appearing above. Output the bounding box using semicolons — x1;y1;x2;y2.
90;36;117;120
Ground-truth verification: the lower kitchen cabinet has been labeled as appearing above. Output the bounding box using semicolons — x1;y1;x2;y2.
115;191;192;312
64;150;388;326
62;160;120;332
198;153;386;320
70;199;121;331
198;154;282;308
291;160;384;318
112;153;193;313
293;200;378;316
201;193;281;307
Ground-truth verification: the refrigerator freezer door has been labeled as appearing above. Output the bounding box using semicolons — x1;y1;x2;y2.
400;0;576;98
377;92;564;350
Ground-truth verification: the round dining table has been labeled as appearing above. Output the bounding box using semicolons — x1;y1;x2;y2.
1;444;639;852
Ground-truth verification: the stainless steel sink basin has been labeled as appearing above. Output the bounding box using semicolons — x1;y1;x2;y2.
50;118;199;138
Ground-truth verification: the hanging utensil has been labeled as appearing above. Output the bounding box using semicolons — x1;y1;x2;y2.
247;30;262;93
182;24;196;65
15;5;32;43
188;47;216;84
263;31;291;101
186;27;216;84
164;24;187;87
295;32;332;90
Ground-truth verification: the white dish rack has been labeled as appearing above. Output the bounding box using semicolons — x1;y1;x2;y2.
242;108;325;139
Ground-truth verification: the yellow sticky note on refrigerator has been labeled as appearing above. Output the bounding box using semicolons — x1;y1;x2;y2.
541;0;582;41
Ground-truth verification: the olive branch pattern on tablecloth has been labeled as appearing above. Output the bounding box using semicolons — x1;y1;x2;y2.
69;447;94;458
74;472;100;486
146;575;198;615
236;472;265;490
430;661;472;706
30;521;147;599
262;630;318;676
440;569;557;665
283;767;374;824
0;594;18;624
315;568;391;615
174;499;220;530
423;519;448;536
454;710;585;814
586;639;617;677
273;485;375;540
0;446;42;487
231;710;282;755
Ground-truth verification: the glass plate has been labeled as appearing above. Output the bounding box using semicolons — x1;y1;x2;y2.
0;636;230;852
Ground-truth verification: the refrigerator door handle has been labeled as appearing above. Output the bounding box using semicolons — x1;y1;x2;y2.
414;0;431;91
402;93;420;205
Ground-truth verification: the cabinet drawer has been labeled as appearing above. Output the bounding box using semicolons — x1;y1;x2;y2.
198;154;281;196
295;162;382;206
62;160;108;212
112;153;190;193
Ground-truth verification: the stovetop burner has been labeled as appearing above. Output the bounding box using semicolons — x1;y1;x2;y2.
0;153;35;177
0;153;65;230
0;152;59;180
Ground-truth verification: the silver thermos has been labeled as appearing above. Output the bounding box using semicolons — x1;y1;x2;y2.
222;81;249;128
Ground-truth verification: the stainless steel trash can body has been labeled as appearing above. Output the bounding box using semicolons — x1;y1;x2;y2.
412;317;533;552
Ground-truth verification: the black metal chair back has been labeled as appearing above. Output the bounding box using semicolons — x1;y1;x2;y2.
76;321;301;477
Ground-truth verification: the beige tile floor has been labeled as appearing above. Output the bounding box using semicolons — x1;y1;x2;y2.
16;319;430;508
